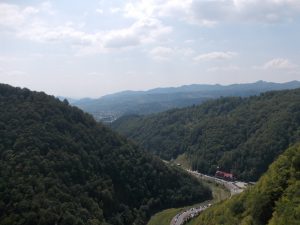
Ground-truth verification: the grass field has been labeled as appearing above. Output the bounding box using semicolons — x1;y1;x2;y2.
173;154;191;170
146;178;230;225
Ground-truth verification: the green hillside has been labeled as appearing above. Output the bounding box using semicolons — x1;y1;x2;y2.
112;89;300;181
188;144;300;225
0;84;211;225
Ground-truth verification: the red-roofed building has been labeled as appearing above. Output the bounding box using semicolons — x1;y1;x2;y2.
215;170;234;181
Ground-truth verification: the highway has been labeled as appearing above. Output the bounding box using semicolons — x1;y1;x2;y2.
187;170;248;196
170;205;210;225
169;169;248;225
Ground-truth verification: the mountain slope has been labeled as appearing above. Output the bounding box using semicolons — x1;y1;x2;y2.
73;81;300;121
112;88;300;181
0;84;211;225
189;144;300;225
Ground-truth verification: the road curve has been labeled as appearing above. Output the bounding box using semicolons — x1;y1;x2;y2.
170;205;210;225
187;170;248;196
170;170;249;225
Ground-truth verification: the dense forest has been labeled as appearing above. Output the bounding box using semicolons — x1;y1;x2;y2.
0;84;211;225
189;144;300;225
112;88;300;181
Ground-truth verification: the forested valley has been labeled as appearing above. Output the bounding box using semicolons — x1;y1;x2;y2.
0;84;211;225
112;88;300;181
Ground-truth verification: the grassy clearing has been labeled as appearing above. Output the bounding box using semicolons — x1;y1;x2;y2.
204;180;229;203
173;154;192;170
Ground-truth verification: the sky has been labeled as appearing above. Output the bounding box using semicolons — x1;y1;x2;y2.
0;0;300;98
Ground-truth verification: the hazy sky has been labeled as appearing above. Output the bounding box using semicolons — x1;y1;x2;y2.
0;0;300;98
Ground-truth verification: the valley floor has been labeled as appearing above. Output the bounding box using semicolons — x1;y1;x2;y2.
174;170;251;225
147;176;230;225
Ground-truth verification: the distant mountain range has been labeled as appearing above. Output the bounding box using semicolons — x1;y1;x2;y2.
71;80;300;122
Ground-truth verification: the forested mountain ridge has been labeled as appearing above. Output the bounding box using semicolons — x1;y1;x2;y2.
190;144;300;225
0;84;211;225
73;80;300;122
112;88;300;181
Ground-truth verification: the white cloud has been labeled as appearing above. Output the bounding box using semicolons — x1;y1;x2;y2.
39;1;56;15
0;2;56;29
0;3;172;55
262;58;298;69
124;0;191;19
126;18;172;44
179;48;195;57
0;3;35;27
194;51;237;61
0;3;96;46
110;8;122;14
76;18;172;55
207;65;240;72
232;0;300;23
150;46;195;61
102;18;172;50
96;8;104;14
150;46;175;61
123;0;216;27
17;22;95;45
184;39;195;44
104;34;140;48
122;0;300;26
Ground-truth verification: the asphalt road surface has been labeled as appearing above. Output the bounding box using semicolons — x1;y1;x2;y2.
187;170;247;196
170;205;210;225
170;170;249;225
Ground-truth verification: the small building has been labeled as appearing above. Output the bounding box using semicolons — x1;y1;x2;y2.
215;170;234;181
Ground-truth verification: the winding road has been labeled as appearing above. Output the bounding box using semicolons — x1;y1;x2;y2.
170;205;210;225
170;169;249;225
